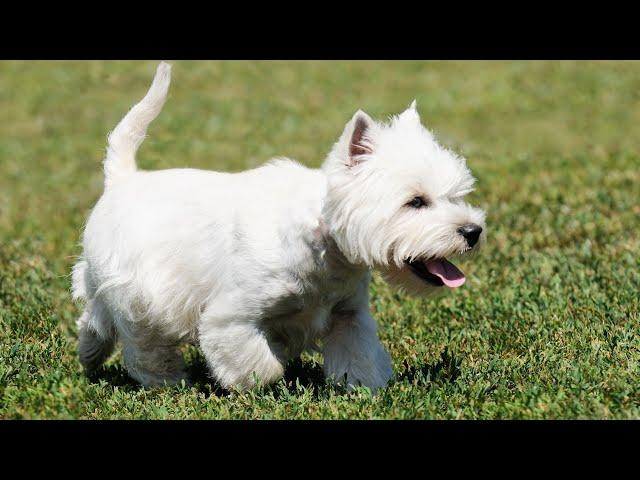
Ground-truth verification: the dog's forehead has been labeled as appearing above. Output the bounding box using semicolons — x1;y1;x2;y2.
374;122;475;197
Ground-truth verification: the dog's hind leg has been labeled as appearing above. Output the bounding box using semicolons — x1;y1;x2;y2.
77;299;117;374
119;323;188;388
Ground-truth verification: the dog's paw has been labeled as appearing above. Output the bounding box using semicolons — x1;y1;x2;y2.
325;342;393;394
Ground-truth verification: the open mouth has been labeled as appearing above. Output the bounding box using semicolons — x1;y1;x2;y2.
405;258;466;288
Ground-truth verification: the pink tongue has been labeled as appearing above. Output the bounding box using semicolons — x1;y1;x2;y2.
425;259;466;288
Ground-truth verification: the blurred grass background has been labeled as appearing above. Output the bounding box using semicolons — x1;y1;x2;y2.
1;61;639;419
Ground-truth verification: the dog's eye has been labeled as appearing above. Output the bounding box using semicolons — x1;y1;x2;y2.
407;196;428;208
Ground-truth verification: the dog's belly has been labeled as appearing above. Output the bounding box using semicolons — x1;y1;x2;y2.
266;306;330;359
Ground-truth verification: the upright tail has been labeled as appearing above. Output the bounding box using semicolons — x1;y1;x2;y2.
103;62;172;188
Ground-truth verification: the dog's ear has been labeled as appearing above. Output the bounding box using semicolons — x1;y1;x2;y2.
346;110;374;166
396;99;420;125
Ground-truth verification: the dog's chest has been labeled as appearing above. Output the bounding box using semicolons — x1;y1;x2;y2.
262;224;364;356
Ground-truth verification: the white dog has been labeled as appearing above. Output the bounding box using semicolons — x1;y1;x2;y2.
72;62;486;392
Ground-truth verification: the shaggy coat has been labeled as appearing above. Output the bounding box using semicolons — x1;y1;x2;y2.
73;63;486;391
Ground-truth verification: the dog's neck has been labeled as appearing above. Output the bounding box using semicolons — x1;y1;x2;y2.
315;215;370;277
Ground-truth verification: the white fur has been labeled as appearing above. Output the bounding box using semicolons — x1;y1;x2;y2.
72;62;486;392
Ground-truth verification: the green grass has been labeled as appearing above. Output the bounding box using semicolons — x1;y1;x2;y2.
1;60;639;419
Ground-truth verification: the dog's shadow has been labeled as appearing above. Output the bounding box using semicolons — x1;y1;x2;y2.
187;353;329;399
397;349;462;385
87;363;140;390
88;348;462;397
88;350;327;398
85;348;226;395
279;357;331;397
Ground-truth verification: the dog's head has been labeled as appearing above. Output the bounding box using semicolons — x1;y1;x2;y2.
322;102;486;295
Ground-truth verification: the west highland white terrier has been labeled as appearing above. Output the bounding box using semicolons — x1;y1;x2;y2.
72;62;486;392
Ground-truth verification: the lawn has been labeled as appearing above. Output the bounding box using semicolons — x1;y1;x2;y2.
1;60;639;419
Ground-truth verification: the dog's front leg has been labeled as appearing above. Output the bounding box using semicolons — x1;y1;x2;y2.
323;286;393;392
198;299;285;391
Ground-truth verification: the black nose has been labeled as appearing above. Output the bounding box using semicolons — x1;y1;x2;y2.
457;224;482;248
